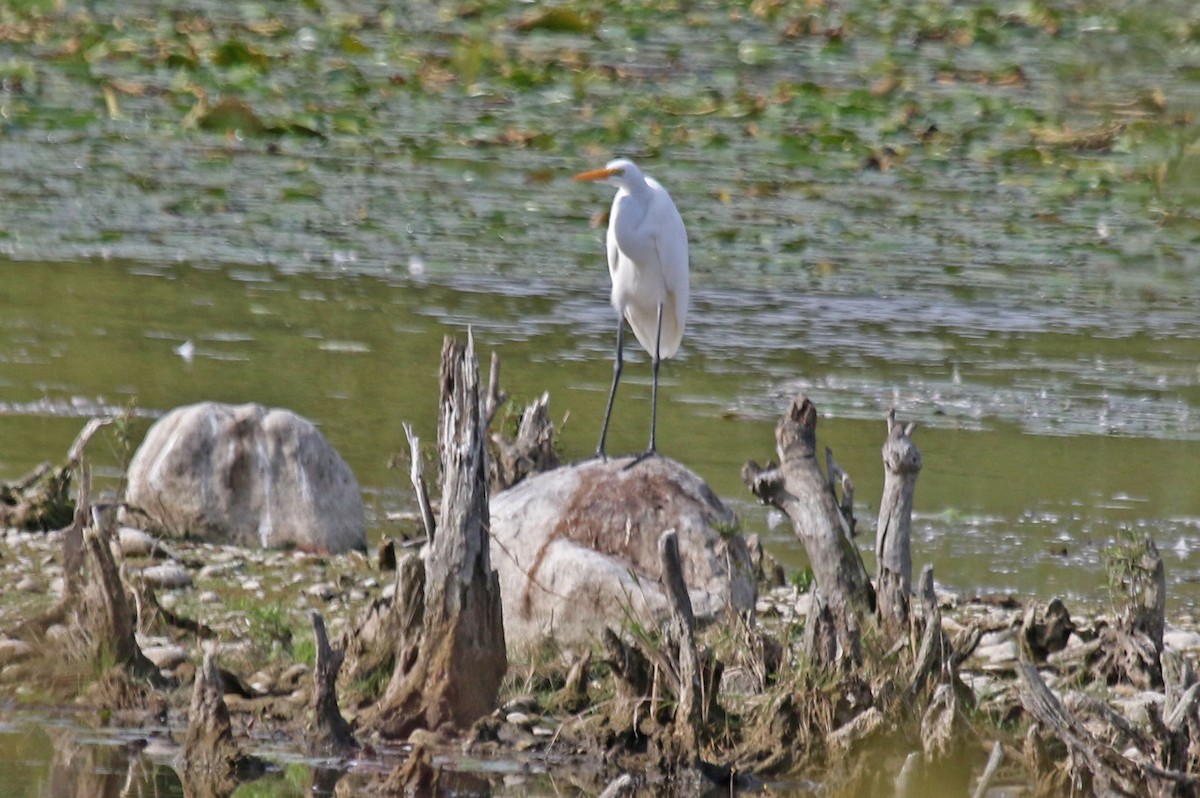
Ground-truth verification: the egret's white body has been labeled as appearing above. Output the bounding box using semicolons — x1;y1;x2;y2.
574;158;690;458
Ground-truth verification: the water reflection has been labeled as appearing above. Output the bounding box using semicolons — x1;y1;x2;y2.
0;719;182;798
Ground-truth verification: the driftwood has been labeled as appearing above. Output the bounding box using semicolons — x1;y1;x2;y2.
306;612;355;753
1016;661;1200;794
875;409;921;641
180;648;264;798
742;395;874;667
597;773;638;798
1017;662;1142;795
971;740;1006;798
369;334;507;738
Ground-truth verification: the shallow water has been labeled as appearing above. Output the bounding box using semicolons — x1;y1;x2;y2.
0;710;601;797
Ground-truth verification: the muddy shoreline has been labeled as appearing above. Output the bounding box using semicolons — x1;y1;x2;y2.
3;504;1199;796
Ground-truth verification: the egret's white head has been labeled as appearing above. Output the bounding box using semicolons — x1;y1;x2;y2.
573;157;644;188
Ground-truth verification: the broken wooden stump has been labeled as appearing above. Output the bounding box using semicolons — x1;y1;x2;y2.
342;551;424;706
906;565;948;698
71;506;162;683
875;409;922;642
742;395;874;667
595;530;731;791
180;647;265;798
1017;662;1142;795
659;529;703;763
368;334;507;739
480;349;559;492
558;647;593;713
306;612;356;753
490;389;559;492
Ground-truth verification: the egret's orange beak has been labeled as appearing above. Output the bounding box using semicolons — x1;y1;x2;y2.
573;167;621;182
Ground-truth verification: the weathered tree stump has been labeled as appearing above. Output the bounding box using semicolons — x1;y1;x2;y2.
490;389;559;491
1020;598;1075;662
13;418;111;640
342;552;424;705
369;334;507;739
875;409;922;642
742;395;874;667
306;612;355;753
72;507;161;683
180;648;264;798
906;565;947;698
659;529;703;762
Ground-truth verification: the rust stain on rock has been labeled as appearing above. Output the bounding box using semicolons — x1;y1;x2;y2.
520;460;721;619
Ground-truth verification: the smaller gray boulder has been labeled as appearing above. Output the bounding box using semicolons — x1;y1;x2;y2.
490;455;757;650
124;402;365;553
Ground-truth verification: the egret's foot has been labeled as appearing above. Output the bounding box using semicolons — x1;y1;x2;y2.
622;448;658;470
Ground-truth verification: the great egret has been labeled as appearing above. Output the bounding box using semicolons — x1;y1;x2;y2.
574;158;690;459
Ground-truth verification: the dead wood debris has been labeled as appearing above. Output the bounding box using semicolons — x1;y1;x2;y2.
485;351;559;492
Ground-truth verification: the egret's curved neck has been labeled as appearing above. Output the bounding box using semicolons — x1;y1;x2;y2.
617;174;650;199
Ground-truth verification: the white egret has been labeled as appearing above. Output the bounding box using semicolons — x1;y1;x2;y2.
574;158;690;459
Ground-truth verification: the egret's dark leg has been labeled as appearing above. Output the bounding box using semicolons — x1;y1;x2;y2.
647;302;663;455
596;317;624;459
626;303;664;470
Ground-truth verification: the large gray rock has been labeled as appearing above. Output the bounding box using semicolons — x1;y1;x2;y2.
489;455;756;650
124;402;365;553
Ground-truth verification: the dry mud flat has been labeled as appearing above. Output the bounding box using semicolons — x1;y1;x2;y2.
2;339;1200;796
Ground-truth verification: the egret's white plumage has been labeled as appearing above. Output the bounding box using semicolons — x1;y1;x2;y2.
574;157;691;458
